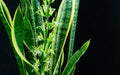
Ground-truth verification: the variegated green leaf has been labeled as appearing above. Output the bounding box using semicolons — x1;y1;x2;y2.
62;40;90;75
31;0;42;27
68;0;80;60
53;0;75;74
0;0;12;38
68;0;80;73
23;16;34;50
0;1;28;75
11;6;32;66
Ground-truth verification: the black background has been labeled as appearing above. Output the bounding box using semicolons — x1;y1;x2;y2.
0;0;120;75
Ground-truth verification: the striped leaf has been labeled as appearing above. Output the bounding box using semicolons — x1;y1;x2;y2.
0;0;12;38
0;1;28;75
23;16;34;50
53;0;75;74
31;0;42;27
20;0;36;45
62;39;90;75
68;0;80;60
11;6;32;66
67;0;80;73
20;0;27;14
20;0;42;45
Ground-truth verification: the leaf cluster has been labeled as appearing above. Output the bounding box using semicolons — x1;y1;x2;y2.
0;0;90;75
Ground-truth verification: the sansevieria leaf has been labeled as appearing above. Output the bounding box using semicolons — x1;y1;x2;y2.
31;0;42;27
0;1;27;75
11;6;32;66
62;39;90;75
68;0;80;74
0;0;12;38
53;0;75;74
23;16;34;50
68;0;80;60
0;0;90;75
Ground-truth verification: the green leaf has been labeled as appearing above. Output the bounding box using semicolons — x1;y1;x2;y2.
20;0;30;15
67;65;76;75
53;0;76;74
31;0;42;27
20;0;42;46
23;16;36;75
20;0;27;14
23;16;34;50
67;0;80;73
68;0;80;60
53;54;62;75
11;6;32;66
14;53;27;75
0;1;27;75
20;0;36;46
62;39;90;75
0;0;12;39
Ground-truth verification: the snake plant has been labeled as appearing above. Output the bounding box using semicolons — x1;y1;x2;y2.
0;0;90;75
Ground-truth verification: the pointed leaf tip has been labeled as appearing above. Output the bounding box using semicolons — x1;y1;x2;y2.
62;39;90;75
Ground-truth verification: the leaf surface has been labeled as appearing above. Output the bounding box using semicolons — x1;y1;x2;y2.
0;0;12;38
62;40;90;75
68;0;80;60
11;6;32;66
67;0;80;73
53;0;75;74
0;1;28;75
23;16;34;50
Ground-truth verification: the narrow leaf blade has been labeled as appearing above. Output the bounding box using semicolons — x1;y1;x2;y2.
11;6;32;66
31;0;42;26
0;1;27;75
62;39;90;75
68;0;80;60
53;0;76;74
67;0;80;73
0;0;11;38
23;16;34;50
